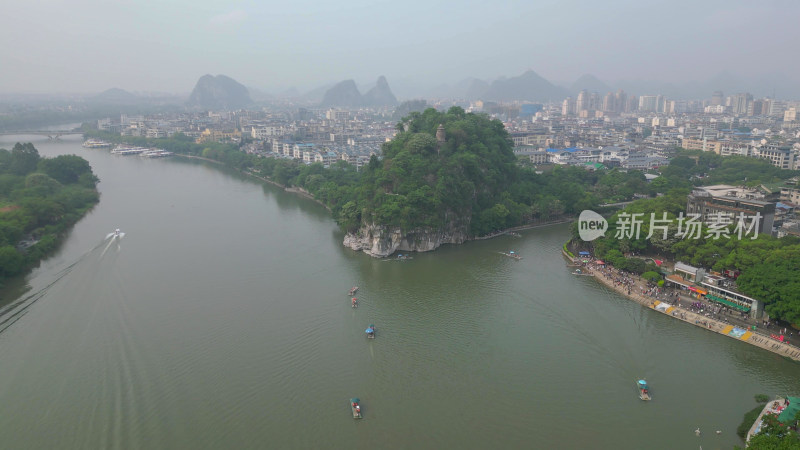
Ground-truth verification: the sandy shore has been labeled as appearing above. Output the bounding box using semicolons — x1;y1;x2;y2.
562;250;800;362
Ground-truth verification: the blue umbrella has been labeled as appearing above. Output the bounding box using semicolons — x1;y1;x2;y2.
365;327;374;333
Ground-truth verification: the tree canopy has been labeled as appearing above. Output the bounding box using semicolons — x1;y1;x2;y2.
0;143;99;283
586;190;800;324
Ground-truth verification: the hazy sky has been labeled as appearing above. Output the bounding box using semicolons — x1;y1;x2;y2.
2;0;798;94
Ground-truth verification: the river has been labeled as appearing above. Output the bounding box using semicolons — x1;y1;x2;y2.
0;134;798;449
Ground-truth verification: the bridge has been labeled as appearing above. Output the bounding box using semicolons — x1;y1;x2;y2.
0;130;83;139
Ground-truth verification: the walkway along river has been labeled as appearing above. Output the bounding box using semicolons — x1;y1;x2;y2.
563;249;800;362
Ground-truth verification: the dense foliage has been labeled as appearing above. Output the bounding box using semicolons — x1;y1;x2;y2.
738;395;770;439
742;412;800;449
353;107;521;234
0;143;99;282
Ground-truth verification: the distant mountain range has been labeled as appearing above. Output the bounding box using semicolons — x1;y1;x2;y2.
481;70;568;102
320;76;398;107
70;69;799;111
90;88;142;105
569;74;612;96
187;74;252;110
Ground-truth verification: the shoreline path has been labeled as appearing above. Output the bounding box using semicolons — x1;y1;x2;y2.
563;250;800;362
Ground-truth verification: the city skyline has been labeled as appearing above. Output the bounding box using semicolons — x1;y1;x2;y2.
2;0;799;97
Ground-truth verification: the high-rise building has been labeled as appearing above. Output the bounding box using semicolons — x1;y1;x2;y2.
625;95;638;113
615;89;627;113
589;92;600;111
562;97;576;116
639;95;659;112
770;101;786;118
602;92;615;112
730;93;753;115
749;99;770;116
576;90;589;113
711;91;724;106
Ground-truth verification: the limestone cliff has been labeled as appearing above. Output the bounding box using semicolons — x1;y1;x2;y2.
187;74;251;110
343;222;469;258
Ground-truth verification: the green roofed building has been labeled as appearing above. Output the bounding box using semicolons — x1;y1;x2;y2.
701;275;763;319
582;162;606;171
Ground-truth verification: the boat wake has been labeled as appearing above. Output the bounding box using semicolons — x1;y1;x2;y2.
0;235;121;335
105;229;126;241
100;230;125;257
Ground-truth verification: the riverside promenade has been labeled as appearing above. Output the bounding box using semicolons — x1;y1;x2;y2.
562;250;800;362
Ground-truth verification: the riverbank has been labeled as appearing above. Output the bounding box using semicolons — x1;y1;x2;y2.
471;216;576;241
561;249;800;362
174;154;331;211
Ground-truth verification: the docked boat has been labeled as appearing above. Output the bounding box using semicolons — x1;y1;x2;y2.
111;145;148;155
350;398;362;419
366;324;375;339
349;286;359;296
571;269;594;276
140;149;173;158
82;139;112;148
637;379;651;401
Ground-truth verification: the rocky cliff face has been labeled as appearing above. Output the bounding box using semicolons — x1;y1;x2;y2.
362;76;398;107
320;80;362;107
343;222;469;258
320;76;398;108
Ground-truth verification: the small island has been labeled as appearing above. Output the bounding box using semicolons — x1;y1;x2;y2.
0;143;99;286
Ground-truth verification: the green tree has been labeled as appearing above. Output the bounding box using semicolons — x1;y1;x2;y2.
745;413;800;449
38;154;95;185
9;142;40;175
0;245;24;277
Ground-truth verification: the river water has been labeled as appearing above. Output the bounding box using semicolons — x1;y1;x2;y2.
0;134;798;449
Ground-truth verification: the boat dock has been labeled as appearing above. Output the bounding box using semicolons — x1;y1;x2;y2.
111;146;172;157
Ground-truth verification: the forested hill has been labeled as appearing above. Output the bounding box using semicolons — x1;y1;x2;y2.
341;107;519;235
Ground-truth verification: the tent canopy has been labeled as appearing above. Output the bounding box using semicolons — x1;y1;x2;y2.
579;251;591;256
778;397;800;424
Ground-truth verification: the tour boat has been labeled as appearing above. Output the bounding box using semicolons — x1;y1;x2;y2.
637;379;651;401
350;398;362;419
82;139;112;148
500;251;522;260
140;149;173;158
111;145;148;155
